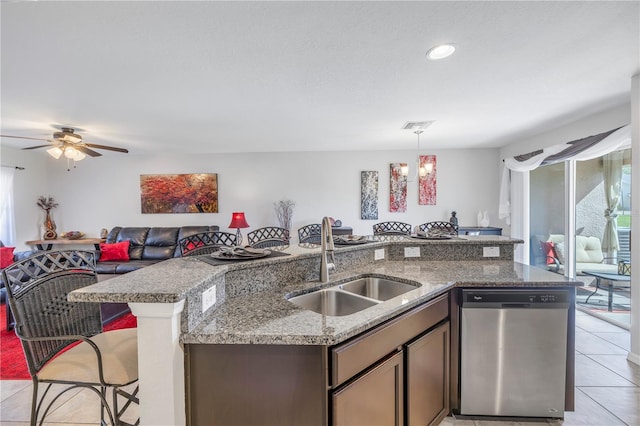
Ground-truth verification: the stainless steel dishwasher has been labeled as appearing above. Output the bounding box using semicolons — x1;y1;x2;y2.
460;289;570;418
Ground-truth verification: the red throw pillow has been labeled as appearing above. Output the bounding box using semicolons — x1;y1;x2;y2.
541;241;557;265
99;241;130;262
0;246;15;268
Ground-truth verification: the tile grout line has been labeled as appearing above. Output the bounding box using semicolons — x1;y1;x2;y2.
575;387;630;426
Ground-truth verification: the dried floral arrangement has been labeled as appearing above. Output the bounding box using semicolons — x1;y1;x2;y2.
37;195;59;211
274;199;295;231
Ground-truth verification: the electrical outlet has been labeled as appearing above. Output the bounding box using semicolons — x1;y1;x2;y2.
202;285;217;313
404;247;421;258
374;249;385;260
483;246;500;257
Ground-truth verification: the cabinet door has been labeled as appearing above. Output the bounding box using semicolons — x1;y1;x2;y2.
406;322;450;426
332;351;404;426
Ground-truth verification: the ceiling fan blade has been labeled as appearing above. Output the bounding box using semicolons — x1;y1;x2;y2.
75;146;102;157
85;143;129;153
22;144;54;150
0;134;52;142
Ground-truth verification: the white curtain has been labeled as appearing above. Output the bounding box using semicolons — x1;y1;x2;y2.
0;167;16;245
602;151;623;255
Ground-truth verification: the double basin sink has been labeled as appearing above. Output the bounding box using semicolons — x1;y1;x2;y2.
287;276;421;316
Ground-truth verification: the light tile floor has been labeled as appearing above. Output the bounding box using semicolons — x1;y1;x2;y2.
1;311;638;425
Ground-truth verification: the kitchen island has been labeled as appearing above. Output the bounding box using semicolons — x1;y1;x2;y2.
69;235;581;425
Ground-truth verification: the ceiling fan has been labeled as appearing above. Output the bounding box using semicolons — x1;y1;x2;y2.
0;127;129;158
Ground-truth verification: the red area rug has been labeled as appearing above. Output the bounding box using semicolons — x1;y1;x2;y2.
0;303;137;380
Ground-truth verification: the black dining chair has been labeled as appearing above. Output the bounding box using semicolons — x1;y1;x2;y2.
247;227;290;249
178;231;238;256
372;221;412;236
297;224;322;244
1;250;139;426
418;221;459;236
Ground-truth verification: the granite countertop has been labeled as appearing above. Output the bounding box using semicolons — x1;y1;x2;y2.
181;259;580;346
69;235;578;346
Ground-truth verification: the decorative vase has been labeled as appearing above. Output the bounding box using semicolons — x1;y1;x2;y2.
43;210;57;240
480;211;490;227
449;211;458;227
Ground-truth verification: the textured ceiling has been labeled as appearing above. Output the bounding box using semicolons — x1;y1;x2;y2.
1;1;638;155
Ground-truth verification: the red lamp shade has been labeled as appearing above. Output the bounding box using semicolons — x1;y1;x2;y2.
229;212;250;229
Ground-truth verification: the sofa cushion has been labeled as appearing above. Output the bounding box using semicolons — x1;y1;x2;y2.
0;247;15;268
99;241;130;262
576;262;618;275
142;227;180;260
95;259;163;274
576;236;604;263
113;228;149;260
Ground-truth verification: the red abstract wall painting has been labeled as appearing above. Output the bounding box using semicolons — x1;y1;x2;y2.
140;173;218;213
389;163;407;212
418;155;437;205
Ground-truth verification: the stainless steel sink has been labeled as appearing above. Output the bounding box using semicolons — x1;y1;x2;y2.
287;276;421;316
339;277;420;301
288;289;379;316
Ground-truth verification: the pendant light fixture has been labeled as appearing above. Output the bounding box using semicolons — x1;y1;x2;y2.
401;121;434;181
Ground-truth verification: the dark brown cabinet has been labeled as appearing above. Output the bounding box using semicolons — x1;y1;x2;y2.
406;322;450;426
185;294;451;426
332;351;404;426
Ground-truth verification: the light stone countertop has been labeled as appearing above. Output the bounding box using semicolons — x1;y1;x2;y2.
69;235;581;346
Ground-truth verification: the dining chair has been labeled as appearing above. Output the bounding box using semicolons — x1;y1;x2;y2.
418;221;459;236
178;231;238;256
247;227;290;249
298;224;322;244
372;221;412;236
1;250;139;426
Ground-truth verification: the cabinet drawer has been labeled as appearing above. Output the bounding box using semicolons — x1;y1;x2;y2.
331;294;448;386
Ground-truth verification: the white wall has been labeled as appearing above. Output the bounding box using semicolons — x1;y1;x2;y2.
3;146;500;249
500;103;631;159
0;147;48;250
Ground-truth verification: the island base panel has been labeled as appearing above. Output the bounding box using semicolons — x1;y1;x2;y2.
185;344;327;426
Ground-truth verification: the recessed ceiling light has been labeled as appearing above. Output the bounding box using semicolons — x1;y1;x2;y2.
426;44;456;60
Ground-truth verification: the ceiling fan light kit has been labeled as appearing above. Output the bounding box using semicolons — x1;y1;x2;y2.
1;127;128;171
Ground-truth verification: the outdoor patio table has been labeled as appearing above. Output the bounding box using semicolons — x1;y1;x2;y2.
582;271;631;312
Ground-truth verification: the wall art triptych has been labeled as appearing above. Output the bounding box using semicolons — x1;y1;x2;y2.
389;163;407;213
418;155;437;205
360;171;379;220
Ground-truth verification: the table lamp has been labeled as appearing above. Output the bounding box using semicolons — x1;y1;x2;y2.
229;212;250;245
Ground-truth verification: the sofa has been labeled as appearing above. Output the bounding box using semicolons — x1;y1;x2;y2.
96;225;219;275
542;234;618;275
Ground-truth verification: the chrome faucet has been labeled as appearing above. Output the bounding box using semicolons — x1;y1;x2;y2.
320;216;336;282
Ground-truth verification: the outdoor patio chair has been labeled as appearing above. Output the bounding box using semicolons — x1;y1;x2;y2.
179;231;238;256
247;227;290;249
1;250;139;426
372;221;412;235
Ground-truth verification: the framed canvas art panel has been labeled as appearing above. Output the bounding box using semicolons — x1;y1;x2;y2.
418;155;437;205
361;171;379;220
389;163;407;213
140;173;218;213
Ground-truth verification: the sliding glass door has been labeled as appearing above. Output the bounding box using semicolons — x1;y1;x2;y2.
530;148;632;329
